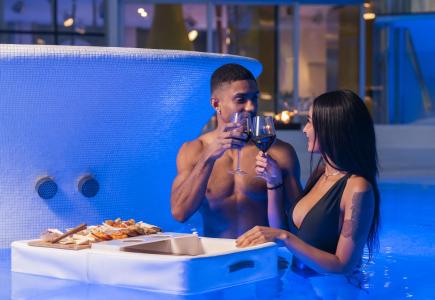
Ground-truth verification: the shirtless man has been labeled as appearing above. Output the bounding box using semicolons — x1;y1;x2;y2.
170;63;302;238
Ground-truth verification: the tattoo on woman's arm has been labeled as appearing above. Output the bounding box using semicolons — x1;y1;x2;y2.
341;191;371;242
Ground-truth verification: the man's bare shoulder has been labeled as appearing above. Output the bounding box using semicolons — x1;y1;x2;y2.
178;139;204;165
175;139;204;173
274;138;297;151
264;138;300;179
177;131;216;163
270;138;298;162
180;139;203;154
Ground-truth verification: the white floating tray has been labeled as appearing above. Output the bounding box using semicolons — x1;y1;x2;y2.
11;233;278;294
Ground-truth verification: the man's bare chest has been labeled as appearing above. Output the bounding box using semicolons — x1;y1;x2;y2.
205;147;267;202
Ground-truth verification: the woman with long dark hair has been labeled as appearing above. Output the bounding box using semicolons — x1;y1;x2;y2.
237;89;380;278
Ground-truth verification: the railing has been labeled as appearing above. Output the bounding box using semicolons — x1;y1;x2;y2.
404;29;433;113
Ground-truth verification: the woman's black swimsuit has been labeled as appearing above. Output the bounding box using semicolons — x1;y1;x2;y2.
289;173;352;277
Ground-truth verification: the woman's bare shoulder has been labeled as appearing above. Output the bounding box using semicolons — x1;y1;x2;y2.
341;175;375;208
347;175;373;193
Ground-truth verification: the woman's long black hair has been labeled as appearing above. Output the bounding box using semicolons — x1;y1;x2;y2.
305;89;380;260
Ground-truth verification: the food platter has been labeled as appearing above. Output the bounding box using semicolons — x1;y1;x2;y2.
28;218;162;250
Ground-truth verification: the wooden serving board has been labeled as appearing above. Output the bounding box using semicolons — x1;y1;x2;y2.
28;240;91;250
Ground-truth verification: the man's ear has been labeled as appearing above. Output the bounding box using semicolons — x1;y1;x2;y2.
211;97;221;114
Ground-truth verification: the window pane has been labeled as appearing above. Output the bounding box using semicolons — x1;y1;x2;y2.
277;6;295;114
224;5;277;114
372;19;435;124
57;0;105;34
298;5;360;103
0;0;53;31
122;4;206;52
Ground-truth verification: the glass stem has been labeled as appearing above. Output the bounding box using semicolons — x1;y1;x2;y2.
236;149;241;171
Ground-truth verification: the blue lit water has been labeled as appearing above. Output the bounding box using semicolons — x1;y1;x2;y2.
1;182;434;299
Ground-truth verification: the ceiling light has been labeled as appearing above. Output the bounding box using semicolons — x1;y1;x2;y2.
138;7;148;18
64;17;74;27
363;12;376;20
188;30;198;42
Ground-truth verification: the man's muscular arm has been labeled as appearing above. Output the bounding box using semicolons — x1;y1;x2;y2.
170;124;246;222
170;141;215;222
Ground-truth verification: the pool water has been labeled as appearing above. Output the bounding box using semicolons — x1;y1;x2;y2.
1;182;434;299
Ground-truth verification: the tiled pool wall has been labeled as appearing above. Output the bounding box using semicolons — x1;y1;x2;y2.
0;45;261;248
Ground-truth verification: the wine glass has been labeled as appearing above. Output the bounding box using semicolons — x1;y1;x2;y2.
228;111;252;175
251;116;276;155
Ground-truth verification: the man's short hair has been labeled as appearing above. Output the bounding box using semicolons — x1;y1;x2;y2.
211;63;256;94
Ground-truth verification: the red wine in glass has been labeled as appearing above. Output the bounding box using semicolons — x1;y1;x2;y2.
252;134;276;152
252;116;276;154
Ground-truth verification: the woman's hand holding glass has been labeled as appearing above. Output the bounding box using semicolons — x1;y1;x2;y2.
251;116;281;184
255;152;283;187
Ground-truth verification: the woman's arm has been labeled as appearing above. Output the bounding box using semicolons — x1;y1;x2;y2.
255;152;287;229
255;143;302;230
